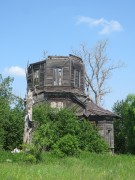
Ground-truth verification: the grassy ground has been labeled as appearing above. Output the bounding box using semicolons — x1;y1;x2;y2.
0;151;135;180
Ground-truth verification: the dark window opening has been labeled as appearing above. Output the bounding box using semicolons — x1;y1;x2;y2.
74;69;80;88
34;69;39;86
54;68;63;86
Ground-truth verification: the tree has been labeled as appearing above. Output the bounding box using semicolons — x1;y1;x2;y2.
0;74;14;102
0;75;13;148
113;100;127;153
0;74;24;150
72;40;123;105
113;94;135;154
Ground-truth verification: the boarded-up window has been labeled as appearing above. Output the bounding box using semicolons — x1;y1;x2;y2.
50;102;63;110
74;70;80;88
34;69;39;85
54;68;63;86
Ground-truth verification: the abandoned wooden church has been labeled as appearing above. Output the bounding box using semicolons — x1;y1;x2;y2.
26;54;118;152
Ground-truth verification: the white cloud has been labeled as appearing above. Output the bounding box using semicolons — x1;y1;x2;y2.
76;16;123;35
4;66;25;76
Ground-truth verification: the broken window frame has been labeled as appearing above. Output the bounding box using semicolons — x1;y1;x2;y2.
53;68;63;86
33;69;39;86
74;69;80;88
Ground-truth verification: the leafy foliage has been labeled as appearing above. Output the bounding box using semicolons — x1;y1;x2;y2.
113;94;135;154
53;134;80;157
0;73;108;155
0;74;24;150
22;143;42;163
33;103;108;156
3;102;24;150
77;120;108;153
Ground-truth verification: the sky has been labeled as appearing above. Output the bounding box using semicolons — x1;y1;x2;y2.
0;0;135;110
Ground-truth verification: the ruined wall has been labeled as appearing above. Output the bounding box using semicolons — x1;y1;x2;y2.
97;120;114;152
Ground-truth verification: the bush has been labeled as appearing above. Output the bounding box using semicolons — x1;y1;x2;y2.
22;144;42;163
78;120;108;153
53;134;80;157
33;104;108;157
24;154;36;163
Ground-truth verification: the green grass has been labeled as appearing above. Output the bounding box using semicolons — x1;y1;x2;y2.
0;151;135;180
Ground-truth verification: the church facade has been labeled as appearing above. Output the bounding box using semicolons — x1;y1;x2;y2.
26;54;118;152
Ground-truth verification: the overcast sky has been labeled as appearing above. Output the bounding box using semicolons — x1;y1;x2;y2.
0;0;135;110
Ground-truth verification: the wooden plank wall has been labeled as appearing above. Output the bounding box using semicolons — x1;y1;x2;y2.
70;59;85;92
97;121;114;149
27;55;85;93
46;57;70;87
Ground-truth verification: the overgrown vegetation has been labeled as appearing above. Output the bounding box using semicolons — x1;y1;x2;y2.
113;94;135;154
33;103;108;157
1;72;135;162
1;151;135;180
0;74;108;160
0;74;24;150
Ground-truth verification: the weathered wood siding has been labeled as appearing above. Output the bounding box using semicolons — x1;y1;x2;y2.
27;62;45;91
27;65;33;90
45;56;70;87
39;62;45;88
33;91;85;116
97;121;114;151
70;58;85;92
27;55;85;94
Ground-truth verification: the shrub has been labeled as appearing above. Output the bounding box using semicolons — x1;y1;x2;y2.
53;134;80;157
24;154;36;163
33;104;108;157
78;120;108;153
22;144;42;163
